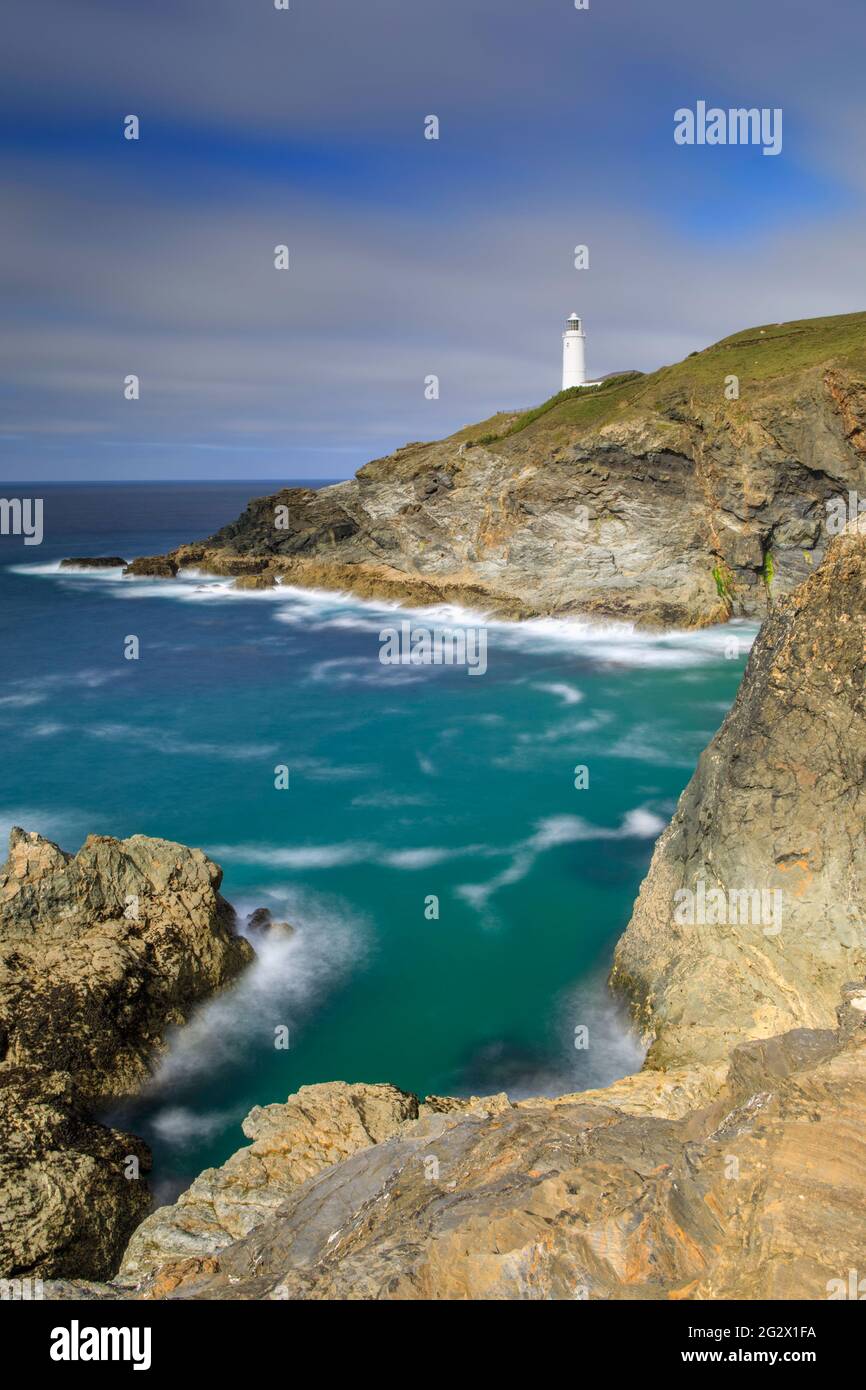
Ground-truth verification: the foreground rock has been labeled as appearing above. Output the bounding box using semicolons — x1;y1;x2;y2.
53;986;866;1301
611;518;866;1067
0;830;253;1279
129;312;866;627
119;1083;418;1281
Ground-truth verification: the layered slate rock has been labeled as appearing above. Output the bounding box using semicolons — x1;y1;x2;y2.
611;519;866;1067
124;313;866;627
119;1083;419;1281
0;829;253;1279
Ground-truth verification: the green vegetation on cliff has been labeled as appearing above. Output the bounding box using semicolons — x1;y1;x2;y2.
461;310;866;451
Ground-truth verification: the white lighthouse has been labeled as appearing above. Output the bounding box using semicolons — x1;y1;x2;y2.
562;313;587;389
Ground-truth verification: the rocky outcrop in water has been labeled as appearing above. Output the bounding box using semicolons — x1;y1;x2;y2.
123;556;178;578
0;830;253;1279
60;557;128;570
127;313;866;627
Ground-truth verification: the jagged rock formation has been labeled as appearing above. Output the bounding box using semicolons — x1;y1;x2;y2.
125;313;866;627
119;1083;419;1280
123;556;177;578
49;987;866;1301
160;986;866;1301
0;829;252;1099
611;518;866;1067
0;830;253;1279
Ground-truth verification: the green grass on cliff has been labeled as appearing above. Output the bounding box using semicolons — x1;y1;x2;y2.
461;310;866;451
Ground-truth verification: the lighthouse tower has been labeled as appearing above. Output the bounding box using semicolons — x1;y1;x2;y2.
562;313;587;390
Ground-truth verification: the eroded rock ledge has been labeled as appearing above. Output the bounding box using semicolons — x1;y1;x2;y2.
45;988;866;1301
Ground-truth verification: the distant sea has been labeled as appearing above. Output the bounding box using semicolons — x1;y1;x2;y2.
0;482;756;1202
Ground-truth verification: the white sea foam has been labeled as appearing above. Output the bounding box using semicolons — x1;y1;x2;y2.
209;839;479;872
457;806;665;912
309;656;424;686
608;724;707;767
0;692;46;708
532;681;584;705
6;560;65;576
476;973;646;1101
210;801;665;889
139;885;368;1098
352;791;431;809
381;844;482;870
12;560;759;670
84;723;279;762
209;842;374;870
150;1105;243;1148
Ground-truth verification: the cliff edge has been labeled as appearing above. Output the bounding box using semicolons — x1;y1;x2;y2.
123;311;866;629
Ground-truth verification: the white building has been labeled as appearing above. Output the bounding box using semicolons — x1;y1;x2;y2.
561;313;602;391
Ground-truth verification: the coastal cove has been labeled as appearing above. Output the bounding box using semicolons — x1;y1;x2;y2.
0;483;755;1204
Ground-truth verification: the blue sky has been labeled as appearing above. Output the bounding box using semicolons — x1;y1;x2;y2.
2;0;864;481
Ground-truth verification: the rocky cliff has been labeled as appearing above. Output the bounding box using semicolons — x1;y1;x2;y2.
122;312;866;628
0;830;253;1279
45;515;863;1303
26;462;866;1300
610;517;866;1067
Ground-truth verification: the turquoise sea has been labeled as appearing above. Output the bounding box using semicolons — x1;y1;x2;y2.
0;483;755;1201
